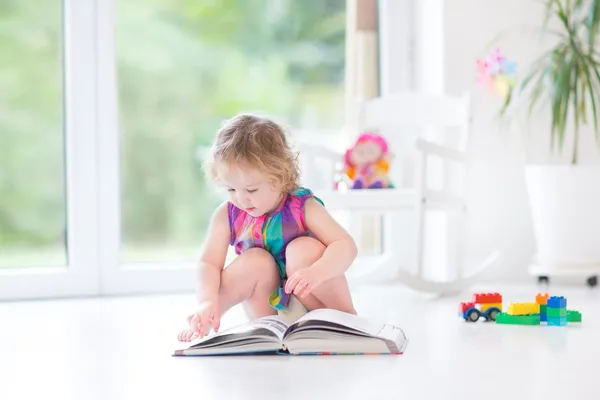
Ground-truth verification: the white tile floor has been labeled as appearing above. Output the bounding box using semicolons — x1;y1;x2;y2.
0;283;598;400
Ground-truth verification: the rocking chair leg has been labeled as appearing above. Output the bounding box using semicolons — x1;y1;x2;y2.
414;151;427;279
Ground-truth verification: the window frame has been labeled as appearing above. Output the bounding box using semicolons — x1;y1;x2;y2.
0;0;100;300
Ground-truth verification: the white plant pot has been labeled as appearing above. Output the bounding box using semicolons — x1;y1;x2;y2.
525;165;600;285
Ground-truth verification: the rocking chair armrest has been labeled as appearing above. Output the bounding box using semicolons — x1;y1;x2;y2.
415;138;466;163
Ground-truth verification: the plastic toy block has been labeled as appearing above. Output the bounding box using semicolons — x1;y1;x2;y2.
567;310;582;322
473;292;502;304
481;303;502;313
536;293;549;305
546;307;567;318
547;296;567;309
496;313;540;325
507;302;540;316
459;302;476;314
540;305;547;321
547;316;567;326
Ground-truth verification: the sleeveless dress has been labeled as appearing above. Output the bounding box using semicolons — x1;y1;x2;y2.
227;187;323;280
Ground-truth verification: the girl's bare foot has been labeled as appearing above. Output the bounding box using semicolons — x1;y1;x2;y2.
177;313;213;342
177;314;198;342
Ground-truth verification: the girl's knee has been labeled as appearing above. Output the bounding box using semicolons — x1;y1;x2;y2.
285;236;325;275
239;247;279;282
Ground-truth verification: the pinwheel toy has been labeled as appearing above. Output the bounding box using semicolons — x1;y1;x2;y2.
476;47;516;96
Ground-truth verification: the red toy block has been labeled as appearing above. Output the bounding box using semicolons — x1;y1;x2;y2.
460;302;475;314
472;292;502;304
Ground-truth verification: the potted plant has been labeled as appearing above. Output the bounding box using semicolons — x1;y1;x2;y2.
500;0;600;286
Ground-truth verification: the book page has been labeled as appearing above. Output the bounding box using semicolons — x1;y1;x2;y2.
250;316;289;340
293;309;386;336
287;309;408;353
183;315;290;349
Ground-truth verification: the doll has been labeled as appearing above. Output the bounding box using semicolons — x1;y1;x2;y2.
343;132;394;189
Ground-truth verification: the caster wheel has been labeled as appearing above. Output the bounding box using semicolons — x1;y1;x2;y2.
587;276;597;288
538;276;550;285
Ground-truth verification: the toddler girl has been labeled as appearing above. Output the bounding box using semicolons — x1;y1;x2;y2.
178;114;357;342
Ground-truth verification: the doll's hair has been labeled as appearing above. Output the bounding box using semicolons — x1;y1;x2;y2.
344;132;389;167
205;113;300;193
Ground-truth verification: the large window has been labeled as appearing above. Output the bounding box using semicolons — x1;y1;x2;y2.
0;0;349;300
0;1;66;269
117;0;346;263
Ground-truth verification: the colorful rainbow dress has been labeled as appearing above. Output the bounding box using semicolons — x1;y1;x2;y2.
227;187;323;280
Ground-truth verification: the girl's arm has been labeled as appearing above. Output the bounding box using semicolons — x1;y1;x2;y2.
304;198;358;282
195;201;231;303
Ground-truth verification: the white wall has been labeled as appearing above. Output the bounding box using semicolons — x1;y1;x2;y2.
442;0;600;280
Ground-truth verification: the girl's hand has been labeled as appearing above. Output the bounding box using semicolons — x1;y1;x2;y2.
189;299;220;338
285;268;325;299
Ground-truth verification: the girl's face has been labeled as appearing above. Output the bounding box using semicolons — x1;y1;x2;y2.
216;160;283;217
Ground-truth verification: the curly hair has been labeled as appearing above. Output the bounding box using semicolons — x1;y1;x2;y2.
205;114;300;193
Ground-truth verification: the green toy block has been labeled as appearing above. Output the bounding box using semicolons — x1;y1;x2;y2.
496;313;540;325
567;310;582;322
540;304;547;313
547;307;567;317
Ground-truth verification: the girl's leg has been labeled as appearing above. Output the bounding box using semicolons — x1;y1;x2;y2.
285;236;357;314
180;247;280;341
217;247;280;320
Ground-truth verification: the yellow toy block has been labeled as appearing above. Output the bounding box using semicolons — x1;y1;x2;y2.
481;303;502;313
507;302;540;315
536;293;549;305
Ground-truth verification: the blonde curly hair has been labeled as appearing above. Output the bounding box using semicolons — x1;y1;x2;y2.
205;114;300;193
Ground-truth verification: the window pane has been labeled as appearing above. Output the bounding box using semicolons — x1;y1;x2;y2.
118;0;345;263
0;2;66;268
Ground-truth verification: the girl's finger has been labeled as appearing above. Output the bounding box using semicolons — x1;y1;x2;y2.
285;277;296;293
294;280;308;296
286;278;298;294
299;282;312;298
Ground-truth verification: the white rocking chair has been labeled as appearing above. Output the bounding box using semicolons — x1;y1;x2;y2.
296;91;500;295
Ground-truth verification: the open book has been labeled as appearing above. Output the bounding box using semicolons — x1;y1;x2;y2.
173;309;408;356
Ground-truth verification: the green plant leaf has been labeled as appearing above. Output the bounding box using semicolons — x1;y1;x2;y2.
585;0;600;49
549;48;571;151
571;57;580;163
554;0;571;32
579;68;588;126
579;54;599;136
499;48;555;118
521;49;555;90
528;71;547;118
586;55;600;141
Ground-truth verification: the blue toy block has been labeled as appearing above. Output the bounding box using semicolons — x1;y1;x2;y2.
540;313;547;322
547;316;567;326
547;296;567;309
